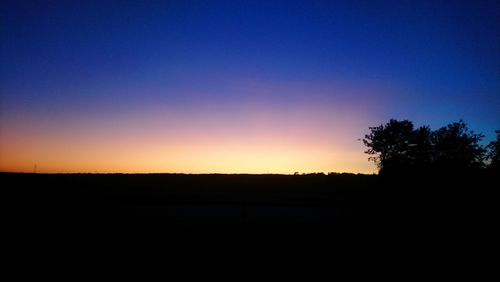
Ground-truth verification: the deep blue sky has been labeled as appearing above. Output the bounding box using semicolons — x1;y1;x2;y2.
1;0;499;173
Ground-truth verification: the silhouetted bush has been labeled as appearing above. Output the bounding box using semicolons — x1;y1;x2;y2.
363;119;433;174
487;130;500;170
431;120;486;169
363;119;488;174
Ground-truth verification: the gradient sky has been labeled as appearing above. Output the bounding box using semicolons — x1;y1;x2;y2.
1;0;499;173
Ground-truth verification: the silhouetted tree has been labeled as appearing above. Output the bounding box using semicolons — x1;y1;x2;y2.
363;119;487;174
408;125;433;168
432;120;486;169
487;130;500;170
362;119;416;174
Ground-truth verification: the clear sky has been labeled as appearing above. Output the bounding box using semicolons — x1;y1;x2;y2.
1;0;499;173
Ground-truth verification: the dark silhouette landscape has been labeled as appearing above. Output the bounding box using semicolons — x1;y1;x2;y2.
4;120;498;251
3;172;496;252
1;2;498;268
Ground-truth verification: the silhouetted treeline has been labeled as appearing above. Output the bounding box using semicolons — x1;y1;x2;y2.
363;119;499;174
487;130;500;170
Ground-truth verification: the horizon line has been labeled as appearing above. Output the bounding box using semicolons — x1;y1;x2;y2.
0;171;374;176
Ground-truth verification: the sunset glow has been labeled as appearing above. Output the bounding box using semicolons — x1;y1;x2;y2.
1;1;498;174
1;82;380;173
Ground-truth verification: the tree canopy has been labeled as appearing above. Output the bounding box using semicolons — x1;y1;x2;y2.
487;130;500;170
363;119;490;174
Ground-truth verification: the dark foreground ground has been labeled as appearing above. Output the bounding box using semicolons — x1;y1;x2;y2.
3;171;496;253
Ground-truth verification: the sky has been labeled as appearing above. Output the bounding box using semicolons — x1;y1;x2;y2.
1;0;499;174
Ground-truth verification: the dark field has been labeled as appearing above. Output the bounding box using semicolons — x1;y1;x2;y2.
3;172;495;250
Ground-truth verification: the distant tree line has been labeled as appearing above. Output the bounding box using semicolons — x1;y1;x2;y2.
362;119;499;174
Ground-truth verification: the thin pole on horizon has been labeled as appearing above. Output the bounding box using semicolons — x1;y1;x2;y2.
34;164;37;174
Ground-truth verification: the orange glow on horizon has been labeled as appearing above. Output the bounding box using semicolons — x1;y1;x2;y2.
1;96;378;174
